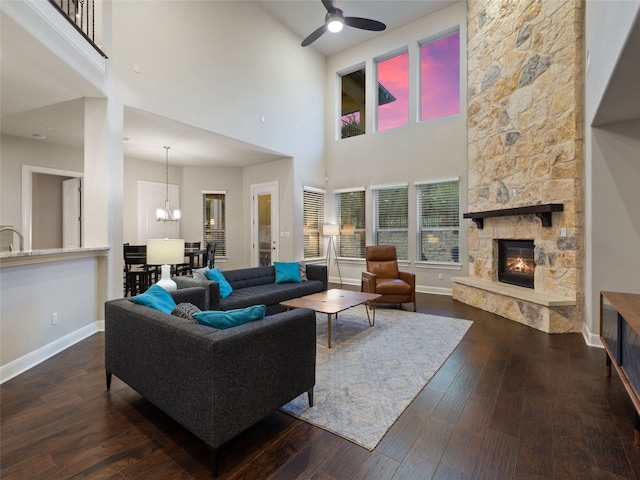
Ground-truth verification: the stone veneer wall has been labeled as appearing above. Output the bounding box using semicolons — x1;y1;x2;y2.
453;0;585;333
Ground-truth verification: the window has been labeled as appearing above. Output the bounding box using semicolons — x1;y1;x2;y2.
420;30;460;122
335;188;366;258
203;191;226;257
376;51;409;131
303;187;325;259
416;179;459;263
373;185;409;260
340;68;366;138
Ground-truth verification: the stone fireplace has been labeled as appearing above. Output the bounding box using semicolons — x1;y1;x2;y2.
453;0;584;334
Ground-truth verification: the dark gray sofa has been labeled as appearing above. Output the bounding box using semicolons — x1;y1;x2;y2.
174;264;328;314
104;287;316;476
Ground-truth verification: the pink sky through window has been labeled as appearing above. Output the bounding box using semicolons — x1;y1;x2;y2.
421;32;460;121
377;52;409;131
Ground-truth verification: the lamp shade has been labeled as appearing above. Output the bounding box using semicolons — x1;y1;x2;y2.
322;224;340;236
147;238;185;265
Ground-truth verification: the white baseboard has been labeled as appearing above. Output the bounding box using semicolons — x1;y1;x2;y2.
582;322;603;348
0;321;104;384
328;276;453;296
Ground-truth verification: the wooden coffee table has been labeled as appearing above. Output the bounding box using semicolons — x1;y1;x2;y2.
281;289;381;348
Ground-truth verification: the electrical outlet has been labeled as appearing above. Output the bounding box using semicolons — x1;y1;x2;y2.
560;228;567;237
52;312;58;325
512;188;517;197
438;273;443;280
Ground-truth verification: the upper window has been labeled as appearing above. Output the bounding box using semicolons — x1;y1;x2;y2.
340;68;366;138
335;188;366;258
376;51;409;131
303;187;325;259
203;191;226;257
416;179;460;263
420;30;460;122
373;185;409;260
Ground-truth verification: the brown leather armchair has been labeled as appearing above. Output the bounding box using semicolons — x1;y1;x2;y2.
361;245;416;312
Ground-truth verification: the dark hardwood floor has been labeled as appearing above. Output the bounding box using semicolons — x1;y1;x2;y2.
3;287;640;479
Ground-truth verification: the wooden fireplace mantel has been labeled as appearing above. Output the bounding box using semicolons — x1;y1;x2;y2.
463;203;564;229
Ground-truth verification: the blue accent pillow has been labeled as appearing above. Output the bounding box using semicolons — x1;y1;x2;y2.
204;267;233;298
192;305;266;330
132;284;176;314
274;261;301;284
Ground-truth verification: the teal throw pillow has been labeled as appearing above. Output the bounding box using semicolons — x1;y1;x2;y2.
204;267;233;298
192;305;266;330
132;284;176;314
274;261;301;284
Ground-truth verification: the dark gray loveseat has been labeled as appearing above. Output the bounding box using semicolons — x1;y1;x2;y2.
174;264;328;314
104;287;316;476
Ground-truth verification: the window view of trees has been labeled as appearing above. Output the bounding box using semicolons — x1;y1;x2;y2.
340;69;366;138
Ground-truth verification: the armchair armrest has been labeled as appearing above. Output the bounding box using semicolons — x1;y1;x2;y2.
361;271;377;293
398;271;416;287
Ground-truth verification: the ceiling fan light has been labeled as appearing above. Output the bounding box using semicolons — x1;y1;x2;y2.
327;17;344;33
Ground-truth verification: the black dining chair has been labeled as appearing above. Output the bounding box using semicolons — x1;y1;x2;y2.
206;242;216;268
123;244;155;296
177;241;203;275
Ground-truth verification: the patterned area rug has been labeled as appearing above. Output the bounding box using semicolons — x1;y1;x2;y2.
281;305;473;450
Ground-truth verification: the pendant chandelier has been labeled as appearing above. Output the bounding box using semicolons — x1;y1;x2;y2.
156;146;181;222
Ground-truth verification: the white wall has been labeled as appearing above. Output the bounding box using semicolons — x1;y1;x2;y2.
111;0;327;264
584;1;640;338
324;2;467;290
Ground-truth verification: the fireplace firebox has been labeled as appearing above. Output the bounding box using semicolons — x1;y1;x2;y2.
498;240;535;289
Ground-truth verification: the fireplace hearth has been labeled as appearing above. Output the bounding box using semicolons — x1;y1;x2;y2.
498;240;535;289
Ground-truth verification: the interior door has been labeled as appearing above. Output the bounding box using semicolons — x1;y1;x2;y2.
251;182;278;267
62;177;81;248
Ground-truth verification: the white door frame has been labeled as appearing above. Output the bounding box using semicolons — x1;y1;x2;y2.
21;165;83;251
250;181;278;267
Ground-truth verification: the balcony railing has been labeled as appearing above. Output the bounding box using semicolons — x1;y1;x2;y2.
48;0;107;58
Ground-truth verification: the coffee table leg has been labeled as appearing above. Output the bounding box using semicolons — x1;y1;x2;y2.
327;313;332;348
364;301;376;326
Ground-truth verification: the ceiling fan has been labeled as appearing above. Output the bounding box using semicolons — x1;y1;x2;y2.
301;0;387;47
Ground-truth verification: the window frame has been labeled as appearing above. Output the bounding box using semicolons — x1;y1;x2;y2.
202;190;226;259
303;186;326;260
415;178;460;265
334;187;367;259
372;183;409;261
338;64;367;139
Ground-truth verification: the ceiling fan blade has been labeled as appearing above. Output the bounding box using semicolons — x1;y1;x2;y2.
321;0;336;13
344;17;387;32
301;24;328;47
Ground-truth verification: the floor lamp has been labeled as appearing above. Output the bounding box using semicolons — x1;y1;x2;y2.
323;224;342;285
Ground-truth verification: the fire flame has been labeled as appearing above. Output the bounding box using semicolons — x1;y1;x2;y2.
507;256;533;274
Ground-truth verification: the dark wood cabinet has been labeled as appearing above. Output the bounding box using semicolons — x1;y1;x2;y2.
601;291;640;444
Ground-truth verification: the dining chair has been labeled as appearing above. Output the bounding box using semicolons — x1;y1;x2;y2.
123;244;155;296
206;242;216;268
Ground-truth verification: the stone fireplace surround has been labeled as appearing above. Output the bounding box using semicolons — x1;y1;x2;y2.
454;0;584;334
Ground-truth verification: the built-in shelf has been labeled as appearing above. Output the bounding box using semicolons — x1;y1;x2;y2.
463;203;564;229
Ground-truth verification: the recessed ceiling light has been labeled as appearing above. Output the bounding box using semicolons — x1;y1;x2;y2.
32;133;46;140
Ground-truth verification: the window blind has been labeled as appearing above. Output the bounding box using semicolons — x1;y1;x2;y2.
303;187;325;259
416;179;460;263
203;192;226;257
335;188;366;258
373;185;408;260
